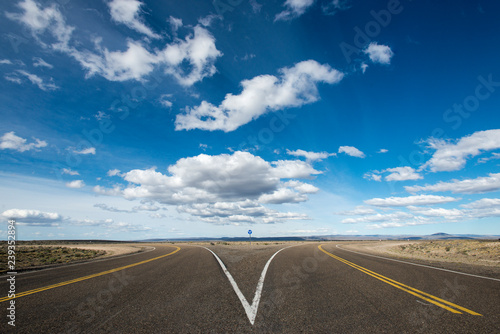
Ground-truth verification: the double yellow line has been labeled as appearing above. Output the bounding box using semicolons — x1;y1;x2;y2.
0;246;181;303
318;245;481;316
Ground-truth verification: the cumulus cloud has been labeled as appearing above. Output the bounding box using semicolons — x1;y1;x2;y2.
364;42;394;65
175;60;343;132
94;151;320;224
421;129;500;172
363;172;382;182
5;0;74;48
364;194;459;207
384;167;423;181
1;209;62;226
0;131;47;152
107;169;121;177
338;146;365;158
65;180;85;188
275;0;316;21
62;168;79;176
286;149;336;162
7;0;221;86
108;0;159;38
406;173;500;194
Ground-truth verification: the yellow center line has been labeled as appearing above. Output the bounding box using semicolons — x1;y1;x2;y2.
318;245;482;316
0;246;181;303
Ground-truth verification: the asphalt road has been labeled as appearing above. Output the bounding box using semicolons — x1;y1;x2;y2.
0;243;498;333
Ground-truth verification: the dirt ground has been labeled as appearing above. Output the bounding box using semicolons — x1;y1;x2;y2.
338;240;500;278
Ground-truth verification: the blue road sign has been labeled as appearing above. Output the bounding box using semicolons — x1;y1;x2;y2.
248;230;252;235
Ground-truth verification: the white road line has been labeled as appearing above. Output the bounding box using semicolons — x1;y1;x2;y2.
335;244;500;282
202;245;294;325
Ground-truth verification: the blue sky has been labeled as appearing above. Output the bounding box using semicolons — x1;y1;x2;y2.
1;0;500;240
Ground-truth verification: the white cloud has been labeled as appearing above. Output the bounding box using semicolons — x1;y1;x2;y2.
108;0;159;38
366;220;431;229
107;169;121;177
321;0;351;15
0;131;47;152
363;172;382;182
478;152;500;163
286;149;336;162
364;42;394;65
406;173;500;194
159;25;222;86
65;180;85;188
62;168;79;176
77;218;151;232
94;111;110;120
94;203;131;213
73;147;96;155
275;0;316;21
7;1;221;86
422;129;500;172
338;145;365;158
0;59;13;65
177;200;308;225
94;151;320;224
198;14;221;27
16;70;58;91
384;167;422;181
1;208;62;226
341;211;415;224
407;206;464;220
6;0;73;48
461;198;500;209
365;194;459;207
176;60;342;132
378;149;388;153
33;57;53;68
337;206;377;216
168;16;183;32
159;94;173;108
5;75;22;84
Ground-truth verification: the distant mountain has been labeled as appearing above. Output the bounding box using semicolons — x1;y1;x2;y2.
137;233;500;242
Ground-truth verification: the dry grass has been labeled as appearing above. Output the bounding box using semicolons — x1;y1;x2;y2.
0;246;106;273
388;240;500;267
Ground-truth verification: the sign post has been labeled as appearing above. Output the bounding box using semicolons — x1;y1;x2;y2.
248;229;252;245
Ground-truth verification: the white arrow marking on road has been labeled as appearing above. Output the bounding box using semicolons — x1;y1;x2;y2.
203;246;292;325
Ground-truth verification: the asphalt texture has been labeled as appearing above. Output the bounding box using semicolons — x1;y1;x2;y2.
0;243;498;333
